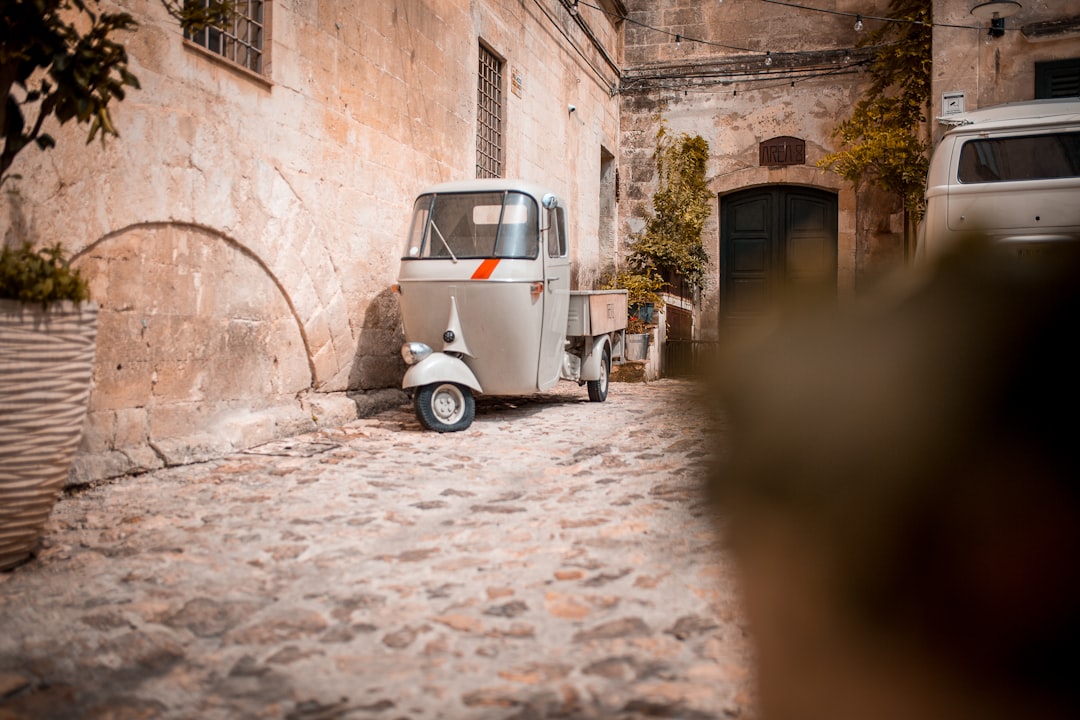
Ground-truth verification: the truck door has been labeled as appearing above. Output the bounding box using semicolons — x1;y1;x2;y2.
537;204;571;390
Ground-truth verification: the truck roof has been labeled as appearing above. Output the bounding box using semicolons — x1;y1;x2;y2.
938;98;1080;133
415;179;559;205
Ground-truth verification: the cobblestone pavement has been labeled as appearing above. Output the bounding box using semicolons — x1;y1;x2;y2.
0;379;756;720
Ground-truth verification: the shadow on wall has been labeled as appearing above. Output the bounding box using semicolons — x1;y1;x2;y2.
348;285;407;393
707;238;1080;720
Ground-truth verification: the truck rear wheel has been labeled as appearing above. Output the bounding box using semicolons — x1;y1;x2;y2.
415;382;475;432
587;346;611;402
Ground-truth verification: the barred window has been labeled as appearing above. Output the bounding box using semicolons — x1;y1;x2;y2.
185;1;266;75
476;44;503;179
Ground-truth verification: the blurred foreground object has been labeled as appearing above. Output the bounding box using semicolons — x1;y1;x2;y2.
710;240;1080;720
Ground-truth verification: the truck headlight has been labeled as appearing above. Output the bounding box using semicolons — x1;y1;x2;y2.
401;342;432;365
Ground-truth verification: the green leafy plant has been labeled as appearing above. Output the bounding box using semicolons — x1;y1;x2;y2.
600;268;665;309
627;125;711;293
604;124;710;328
1;0;234;187
0;242;90;305
600;268;663;334
817;0;931;220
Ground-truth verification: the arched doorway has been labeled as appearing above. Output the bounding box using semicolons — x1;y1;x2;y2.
719;186;838;321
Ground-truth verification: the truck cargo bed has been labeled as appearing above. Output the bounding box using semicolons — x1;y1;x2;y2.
566;290;628;337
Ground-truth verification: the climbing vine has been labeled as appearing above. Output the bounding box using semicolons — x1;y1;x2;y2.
621;124;712;300
817;0;932;220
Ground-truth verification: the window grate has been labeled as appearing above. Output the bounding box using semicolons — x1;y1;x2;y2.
477;45;503;179
185;0;265;75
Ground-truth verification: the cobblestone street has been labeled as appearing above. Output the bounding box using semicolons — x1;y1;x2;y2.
0;379;756;720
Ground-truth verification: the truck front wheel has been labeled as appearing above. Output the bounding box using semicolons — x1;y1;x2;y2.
587;346;611;402
415;382;475;432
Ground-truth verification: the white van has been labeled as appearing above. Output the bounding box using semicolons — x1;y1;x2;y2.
918;98;1080;264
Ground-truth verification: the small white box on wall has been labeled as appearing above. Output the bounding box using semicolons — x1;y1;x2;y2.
942;92;966;115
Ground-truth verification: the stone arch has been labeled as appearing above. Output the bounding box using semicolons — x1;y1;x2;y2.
71;222;316;475
712;165;856;300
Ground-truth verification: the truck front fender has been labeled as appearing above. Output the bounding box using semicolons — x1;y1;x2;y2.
402;353;483;393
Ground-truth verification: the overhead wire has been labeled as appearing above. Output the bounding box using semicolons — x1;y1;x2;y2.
541;0;953;95
757;0;995;32
571;0;889;64
624;55;876;95
531;0;619;95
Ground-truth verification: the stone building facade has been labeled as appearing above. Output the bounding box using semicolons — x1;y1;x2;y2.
617;0;1079;344
3;0;1078;482
618;0;884;345
2;0;625;482
931;0;1080;140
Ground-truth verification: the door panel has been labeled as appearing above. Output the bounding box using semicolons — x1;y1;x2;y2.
786;193;836;284
721;187;837;321
724;193;774;318
538;206;570;391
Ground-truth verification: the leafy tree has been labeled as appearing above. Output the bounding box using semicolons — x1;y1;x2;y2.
627;125;712;294
1;0;232;187
818;0;932;220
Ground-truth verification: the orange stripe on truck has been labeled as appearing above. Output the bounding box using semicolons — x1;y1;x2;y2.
471;258;500;279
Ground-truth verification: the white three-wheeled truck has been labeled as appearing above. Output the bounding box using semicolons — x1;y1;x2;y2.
394;179;628;432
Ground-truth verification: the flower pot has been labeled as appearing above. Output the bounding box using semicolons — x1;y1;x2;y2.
0;299;97;571
625;332;650;361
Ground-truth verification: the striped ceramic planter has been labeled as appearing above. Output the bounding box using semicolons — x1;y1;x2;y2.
0;299;97;571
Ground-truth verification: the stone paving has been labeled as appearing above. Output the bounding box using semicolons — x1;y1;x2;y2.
0;379;756;720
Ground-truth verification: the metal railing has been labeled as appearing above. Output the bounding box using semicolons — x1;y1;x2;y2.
663;340;721;377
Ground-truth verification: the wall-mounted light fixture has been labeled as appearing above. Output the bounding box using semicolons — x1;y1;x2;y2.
971;0;1022;38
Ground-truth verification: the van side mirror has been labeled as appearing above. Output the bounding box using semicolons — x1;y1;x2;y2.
542;193;559;209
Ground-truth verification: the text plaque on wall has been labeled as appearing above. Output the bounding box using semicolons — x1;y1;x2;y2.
759;136;806;167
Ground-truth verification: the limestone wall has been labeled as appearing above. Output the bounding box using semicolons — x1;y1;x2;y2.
932;0;1080;142
1;0;622;482
619;0;906;342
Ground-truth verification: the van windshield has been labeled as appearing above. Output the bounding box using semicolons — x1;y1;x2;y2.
958;132;1080;183
403;191;539;260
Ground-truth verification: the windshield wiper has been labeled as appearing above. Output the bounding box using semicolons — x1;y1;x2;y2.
430;221;458;263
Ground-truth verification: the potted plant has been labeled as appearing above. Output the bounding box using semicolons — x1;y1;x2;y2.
601;269;663;361
0;1;231;570
0;244;96;570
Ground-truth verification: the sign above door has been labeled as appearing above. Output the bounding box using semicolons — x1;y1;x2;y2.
759;136;806;167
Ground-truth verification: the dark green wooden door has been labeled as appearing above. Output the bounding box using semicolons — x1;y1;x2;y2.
720;187;837;321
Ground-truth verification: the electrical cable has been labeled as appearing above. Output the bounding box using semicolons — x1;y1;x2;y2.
571;0;893;61
530;0;619;95
757;0;992;32
622;57;875;94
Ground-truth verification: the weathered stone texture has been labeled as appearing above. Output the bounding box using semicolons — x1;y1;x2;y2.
2;0;622;482
932;0;1080;140
619;0;900;341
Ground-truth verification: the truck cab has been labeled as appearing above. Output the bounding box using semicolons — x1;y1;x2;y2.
395;179;626;432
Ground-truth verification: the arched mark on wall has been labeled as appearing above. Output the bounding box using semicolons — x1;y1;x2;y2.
74;220;318;387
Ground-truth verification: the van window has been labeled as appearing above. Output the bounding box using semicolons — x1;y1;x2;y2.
958;132;1080;183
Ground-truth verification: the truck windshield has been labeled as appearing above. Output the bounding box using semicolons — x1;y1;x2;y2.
403;191;539;260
